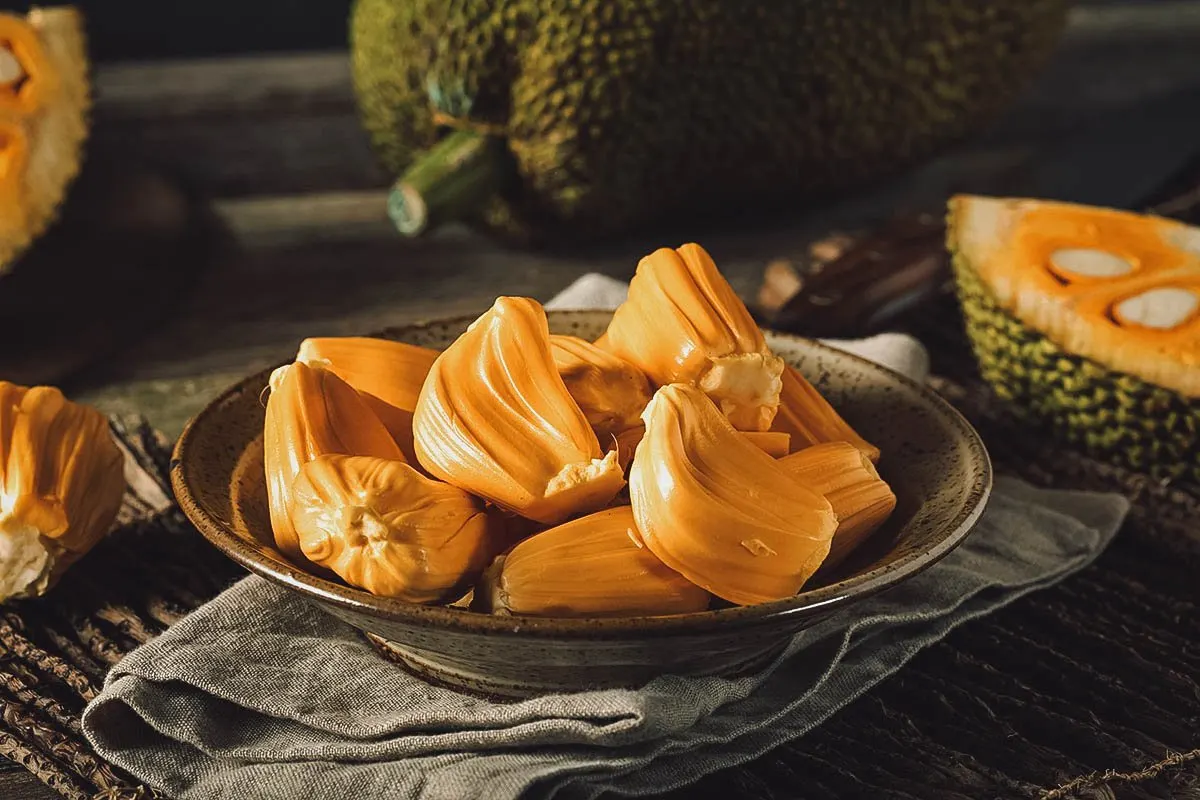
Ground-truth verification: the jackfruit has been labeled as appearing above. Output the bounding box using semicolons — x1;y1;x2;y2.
629;383;836;606
412;296;625;524
350;0;1069;245
600;243;785;432
778;442;896;568
0;382;124;600
550;334;651;442
771;365;880;461
290;454;498;603
296;336;439;463
262;361;404;563
949;195;1200;482
476;505;710;618
0;7;90;272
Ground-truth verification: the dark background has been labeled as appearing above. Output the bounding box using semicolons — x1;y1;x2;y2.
0;0;354;61
0;0;1165;62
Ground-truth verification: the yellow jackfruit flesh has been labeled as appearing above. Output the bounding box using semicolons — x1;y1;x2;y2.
601;244;785;432
412;296;624;524
778;442;896;568
262;361;403;564
630;383;837;606
290;454;498;603
550;334;651;442
770;365;880;461
0;8;90;272
295;336;439;463
477;505;710;618
0;382;125;600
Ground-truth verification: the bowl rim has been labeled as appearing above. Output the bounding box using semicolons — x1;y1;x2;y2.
170;310;993;639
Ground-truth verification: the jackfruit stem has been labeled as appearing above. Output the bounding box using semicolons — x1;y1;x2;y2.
387;129;509;237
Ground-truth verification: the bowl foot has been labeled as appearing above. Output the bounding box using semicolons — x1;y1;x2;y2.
365;632;790;699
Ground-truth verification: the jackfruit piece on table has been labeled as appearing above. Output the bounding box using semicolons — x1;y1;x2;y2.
0;382;125;601
0;6;90;272
350;0;1069;245
949;195;1200;482
412;296;625;525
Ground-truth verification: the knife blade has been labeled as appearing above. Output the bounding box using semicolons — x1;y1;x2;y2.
759;85;1200;338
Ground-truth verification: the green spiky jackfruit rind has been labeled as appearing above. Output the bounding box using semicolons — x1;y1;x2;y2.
949;232;1200;484
350;0;1071;245
349;0;442;177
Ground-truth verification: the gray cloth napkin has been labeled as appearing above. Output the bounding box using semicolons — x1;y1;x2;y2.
82;275;1130;800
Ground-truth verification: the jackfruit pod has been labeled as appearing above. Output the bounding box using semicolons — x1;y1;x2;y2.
263;361;403;563
290;454;497;603
629;383;837;606
0;382;124;600
778;442;896;568
413;296;624;524
295;336;439;463
550;334;651;441
606;426;790;473
770;365;880;461
600;244;784;431
476;506;710;617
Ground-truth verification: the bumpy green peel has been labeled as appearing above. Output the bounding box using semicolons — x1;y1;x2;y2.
951;248;1200;483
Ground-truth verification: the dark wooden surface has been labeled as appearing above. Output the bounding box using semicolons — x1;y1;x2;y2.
2;1;1199;797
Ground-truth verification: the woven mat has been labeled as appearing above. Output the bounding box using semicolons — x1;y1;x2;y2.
1;304;1198;800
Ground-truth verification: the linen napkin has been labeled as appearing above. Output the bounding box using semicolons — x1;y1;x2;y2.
82;275;1130;800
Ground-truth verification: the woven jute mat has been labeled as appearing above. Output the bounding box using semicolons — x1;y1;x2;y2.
1;304;1197;800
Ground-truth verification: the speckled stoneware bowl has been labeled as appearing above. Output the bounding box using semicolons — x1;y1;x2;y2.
171;310;992;698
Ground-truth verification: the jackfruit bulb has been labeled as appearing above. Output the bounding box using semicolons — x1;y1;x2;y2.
290;454;498;603
0;382;124;600
550;334;651;443
629;383;837;606
350;0;1069;245
0;7;90;272
477;505;710;618
600;243;785;432
262;361;404;564
296;336;439;464
412;296;625;524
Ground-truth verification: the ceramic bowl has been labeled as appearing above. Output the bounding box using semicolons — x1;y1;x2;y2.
170;310;992;698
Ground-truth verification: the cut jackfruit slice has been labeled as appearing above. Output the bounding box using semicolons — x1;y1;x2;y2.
950;195;1200;482
0;7;90;272
951;195;1200;398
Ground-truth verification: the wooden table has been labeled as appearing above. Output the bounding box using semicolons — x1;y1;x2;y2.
3;1;1199;797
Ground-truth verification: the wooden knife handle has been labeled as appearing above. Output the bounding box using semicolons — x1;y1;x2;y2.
756;214;948;337
758;152;1200;339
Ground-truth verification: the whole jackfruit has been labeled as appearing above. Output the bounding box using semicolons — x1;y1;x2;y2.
350;0;1068;245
